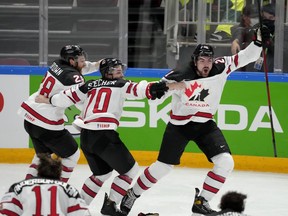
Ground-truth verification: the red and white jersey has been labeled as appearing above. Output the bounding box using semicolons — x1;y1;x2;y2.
17;60;99;130
50;78;153;130
0;178;88;216
162;42;262;125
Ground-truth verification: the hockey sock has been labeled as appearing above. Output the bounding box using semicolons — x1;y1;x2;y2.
25;154;40;179
81;172;112;205
60;148;80;182
133;160;173;196
109;162;138;204
200;153;234;201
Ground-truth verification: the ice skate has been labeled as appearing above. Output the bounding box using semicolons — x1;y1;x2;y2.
101;193;126;216
120;188;140;215
192;188;216;215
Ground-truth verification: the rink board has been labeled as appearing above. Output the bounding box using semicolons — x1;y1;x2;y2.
0;66;288;172
0;148;287;173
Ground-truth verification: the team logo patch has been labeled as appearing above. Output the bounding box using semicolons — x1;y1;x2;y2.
185;81;209;102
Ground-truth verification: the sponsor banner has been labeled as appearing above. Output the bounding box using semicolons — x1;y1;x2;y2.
119;79;288;158
0;67;287;158
30;76;288;158
0;75;29;148
0;148;287;173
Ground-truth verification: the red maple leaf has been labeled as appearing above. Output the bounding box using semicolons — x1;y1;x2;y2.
185;82;202;98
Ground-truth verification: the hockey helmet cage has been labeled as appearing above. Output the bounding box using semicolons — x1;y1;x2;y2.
60;45;86;63
192;44;214;61
99;58;125;77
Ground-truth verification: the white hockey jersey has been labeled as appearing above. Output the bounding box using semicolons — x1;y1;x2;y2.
17;60;99;130
49;78;153;131
0;178;88;216
162;42;262;125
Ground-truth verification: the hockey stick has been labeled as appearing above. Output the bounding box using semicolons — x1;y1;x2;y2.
256;0;277;157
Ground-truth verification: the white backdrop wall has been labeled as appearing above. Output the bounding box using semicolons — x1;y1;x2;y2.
0;75;29;148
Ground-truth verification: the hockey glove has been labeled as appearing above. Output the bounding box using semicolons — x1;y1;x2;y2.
253;26;271;48
149;82;169;100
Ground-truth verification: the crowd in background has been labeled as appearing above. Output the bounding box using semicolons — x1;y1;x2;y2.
178;0;286;73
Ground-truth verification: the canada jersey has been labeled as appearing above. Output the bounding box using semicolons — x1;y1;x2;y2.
162;42;262;125
17;59;96;131
0;178;88;216
50;78;153;130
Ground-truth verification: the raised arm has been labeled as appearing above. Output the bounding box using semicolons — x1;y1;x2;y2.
81;59;103;75
35;83;86;108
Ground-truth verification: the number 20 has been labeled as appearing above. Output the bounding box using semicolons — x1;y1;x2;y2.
86;88;112;115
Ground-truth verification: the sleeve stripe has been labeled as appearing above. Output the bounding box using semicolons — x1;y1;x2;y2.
132;83;138;96
0;209;20;216
234;54;239;67
126;83;133;93
64;89;81;104
71;90;81;103
145;83;152;99
67;204;88;213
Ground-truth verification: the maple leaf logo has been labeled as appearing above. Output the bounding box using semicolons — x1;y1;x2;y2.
184;82;202;98
184;82;209;101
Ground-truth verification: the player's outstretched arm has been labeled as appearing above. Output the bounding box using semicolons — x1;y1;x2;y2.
148;81;185;100
167;81;186;91
35;94;50;104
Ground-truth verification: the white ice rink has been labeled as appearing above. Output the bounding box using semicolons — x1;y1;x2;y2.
0;164;287;216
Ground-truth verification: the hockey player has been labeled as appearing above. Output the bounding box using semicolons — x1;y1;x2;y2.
0;153;89;215
35;58;183;216
17;45;101;183
120;27;271;215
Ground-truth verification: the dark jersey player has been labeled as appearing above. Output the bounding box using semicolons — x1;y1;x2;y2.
17;45;101;183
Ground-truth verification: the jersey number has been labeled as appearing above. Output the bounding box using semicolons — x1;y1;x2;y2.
214;58;225;64
85;88;112;115
39;74;83;97
32;186;59;216
39;75;56;97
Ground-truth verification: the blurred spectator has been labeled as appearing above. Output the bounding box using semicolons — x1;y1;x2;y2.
258;3;275;72
230;3;275;72
231;4;258;54
179;0;216;39
210;0;245;42
230;4;258;71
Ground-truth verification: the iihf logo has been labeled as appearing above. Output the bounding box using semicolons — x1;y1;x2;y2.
184;82;209;102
